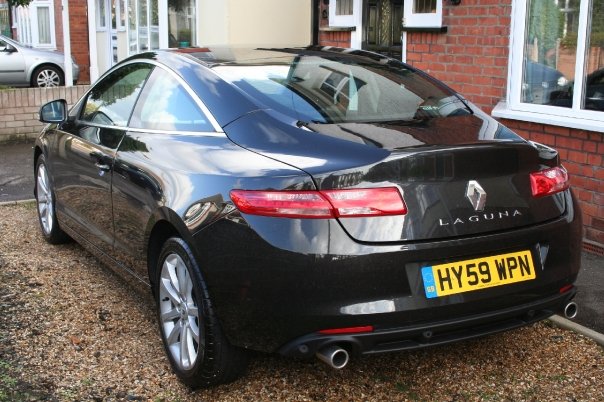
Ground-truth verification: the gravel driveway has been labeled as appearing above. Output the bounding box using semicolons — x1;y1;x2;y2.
0;203;603;401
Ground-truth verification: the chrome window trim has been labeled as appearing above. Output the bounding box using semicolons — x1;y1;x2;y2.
67;121;225;138
77;57;224;134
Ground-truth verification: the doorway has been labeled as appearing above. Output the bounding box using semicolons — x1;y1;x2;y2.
362;0;403;59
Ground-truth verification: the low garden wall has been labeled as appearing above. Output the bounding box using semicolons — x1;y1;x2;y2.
0;85;90;144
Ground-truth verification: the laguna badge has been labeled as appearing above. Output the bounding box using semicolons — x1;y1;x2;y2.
466;180;486;212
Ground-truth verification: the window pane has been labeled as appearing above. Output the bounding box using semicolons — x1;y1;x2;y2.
97;0;106;28
583;1;604;112
128;0;136;53
150;0;159;50
82;64;153;127
521;0;577;107
36;6;51;44
138;0;148;51
414;0;436;14
168;0;196;47
130;68;212;131
336;0;353;16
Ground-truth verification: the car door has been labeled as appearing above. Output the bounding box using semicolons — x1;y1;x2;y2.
0;38;26;85
49;62;154;256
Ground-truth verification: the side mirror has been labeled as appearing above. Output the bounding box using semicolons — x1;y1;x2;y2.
3;44;17;53
39;99;68;123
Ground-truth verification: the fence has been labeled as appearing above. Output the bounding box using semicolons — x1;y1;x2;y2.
0;85;90;143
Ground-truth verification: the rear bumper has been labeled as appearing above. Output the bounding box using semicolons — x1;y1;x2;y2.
278;288;576;358
193;191;582;353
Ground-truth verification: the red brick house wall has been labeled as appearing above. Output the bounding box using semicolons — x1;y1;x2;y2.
54;0;90;84
318;0;352;47
317;0;604;252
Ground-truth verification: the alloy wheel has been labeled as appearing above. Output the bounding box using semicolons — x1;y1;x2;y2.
159;253;201;370
36;69;60;87
36;163;53;235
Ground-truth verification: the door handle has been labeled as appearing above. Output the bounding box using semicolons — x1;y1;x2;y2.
95;162;111;172
90;151;111;174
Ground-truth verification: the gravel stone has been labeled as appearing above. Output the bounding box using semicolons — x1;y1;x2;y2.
0;203;603;401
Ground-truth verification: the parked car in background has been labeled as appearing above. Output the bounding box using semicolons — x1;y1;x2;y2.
549;67;604;112
522;60;568;105
0;34;79;87
34;46;582;388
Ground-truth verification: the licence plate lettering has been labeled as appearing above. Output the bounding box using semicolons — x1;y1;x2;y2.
422;250;535;299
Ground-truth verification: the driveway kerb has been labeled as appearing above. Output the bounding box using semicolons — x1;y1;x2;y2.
549;315;604;348
0;199;35;206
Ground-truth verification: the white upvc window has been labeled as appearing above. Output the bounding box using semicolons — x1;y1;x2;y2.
12;1;55;49
329;0;358;27
493;0;604;133
403;0;443;29
96;0;107;30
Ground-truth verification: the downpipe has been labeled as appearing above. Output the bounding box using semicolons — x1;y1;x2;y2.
316;345;350;369
563;301;578;319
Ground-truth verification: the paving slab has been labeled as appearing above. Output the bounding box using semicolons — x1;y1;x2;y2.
0;141;34;203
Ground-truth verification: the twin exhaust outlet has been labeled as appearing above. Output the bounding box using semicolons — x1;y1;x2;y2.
315;301;579;369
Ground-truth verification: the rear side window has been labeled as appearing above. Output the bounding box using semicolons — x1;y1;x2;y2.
81;63;153;126
130;67;214;132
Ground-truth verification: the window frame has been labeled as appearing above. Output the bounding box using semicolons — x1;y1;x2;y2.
329;0;359;27
494;0;604;133
13;1;56;49
403;0;443;29
96;0;108;31
79;62;155;128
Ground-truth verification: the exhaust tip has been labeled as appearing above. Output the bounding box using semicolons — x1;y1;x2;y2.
563;301;578;319
316;345;350;369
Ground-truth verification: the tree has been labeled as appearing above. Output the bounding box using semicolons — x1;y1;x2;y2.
8;0;33;7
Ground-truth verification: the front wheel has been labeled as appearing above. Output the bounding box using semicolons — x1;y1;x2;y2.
155;237;248;388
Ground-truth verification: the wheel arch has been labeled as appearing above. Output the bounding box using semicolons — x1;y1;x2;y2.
144;206;200;294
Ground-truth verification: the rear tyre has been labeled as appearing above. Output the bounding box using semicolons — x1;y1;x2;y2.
32;65;64;87
35;155;70;244
155;237;248;388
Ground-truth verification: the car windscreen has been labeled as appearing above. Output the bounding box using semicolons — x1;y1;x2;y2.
213;55;471;124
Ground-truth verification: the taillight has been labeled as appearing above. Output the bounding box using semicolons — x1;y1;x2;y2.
229;187;406;219
530;166;569;197
318;325;374;335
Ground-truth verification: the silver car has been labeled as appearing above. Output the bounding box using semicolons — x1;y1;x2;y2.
0;35;80;87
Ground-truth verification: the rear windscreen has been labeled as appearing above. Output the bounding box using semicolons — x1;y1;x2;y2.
213;55;470;124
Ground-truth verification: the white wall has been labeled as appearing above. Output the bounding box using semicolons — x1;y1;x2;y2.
199;0;312;47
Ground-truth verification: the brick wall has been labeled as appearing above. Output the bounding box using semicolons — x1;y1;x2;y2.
406;1;511;114
54;0;91;84
500;119;604;248
0;86;90;143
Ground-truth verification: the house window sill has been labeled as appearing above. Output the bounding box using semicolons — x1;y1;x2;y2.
492;101;604;134
319;26;356;32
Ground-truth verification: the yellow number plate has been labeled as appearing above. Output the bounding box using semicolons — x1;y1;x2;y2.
421;250;536;299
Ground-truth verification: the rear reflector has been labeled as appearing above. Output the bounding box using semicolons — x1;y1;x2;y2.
559;284;573;294
229;187;406;219
318;326;374;335
530;166;569;198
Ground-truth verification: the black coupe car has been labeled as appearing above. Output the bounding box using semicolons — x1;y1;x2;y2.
34;46;582;388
